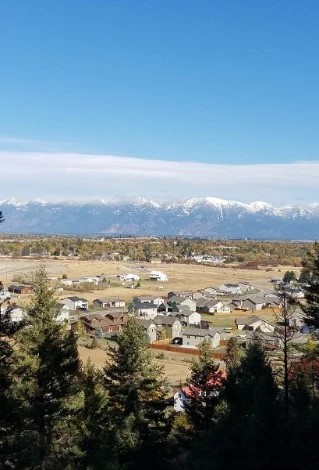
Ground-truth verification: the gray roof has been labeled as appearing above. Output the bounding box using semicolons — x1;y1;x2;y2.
202;299;222;309
134;301;157;310
196;297;210;308
154;315;180;326
136;319;156;328
182;327;220;338
94;297;124;303
235;315;263;326
64;296;88;302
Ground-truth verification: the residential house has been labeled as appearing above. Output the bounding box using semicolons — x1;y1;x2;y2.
133;300;158;320
192;291;205;300
218;283;243;295
136;319;158;342
79;275;100;285
244;331;283;349
199;287;219;298
235;315;275;333
61;296;89;311
200;299;231;314
182;327;221;348
167;290;193;300
149;271;168;281
93;297;126;308
171;307;201;326
153;315;182;339
288;309;307;330
56;303;70;323
60;278;74;287
133;296;165;306
118;273;140;282
168;295;197;311
8;285;32;295
218;282;254;296
80;311;126;336
174;370;227;412
230;296;278;312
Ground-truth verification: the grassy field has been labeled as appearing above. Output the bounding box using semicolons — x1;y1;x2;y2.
0;257;300;305
78;345;192;388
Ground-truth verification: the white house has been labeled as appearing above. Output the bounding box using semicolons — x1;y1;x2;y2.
79;276;100;285
149;271;168;281
201;300;231;314
235;315;275;333
61;296;89;311
119;273;140;282
60;279;74;286
134;296;165;306
56;303;70;323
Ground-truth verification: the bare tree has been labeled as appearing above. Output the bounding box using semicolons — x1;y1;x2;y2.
272;288;305;411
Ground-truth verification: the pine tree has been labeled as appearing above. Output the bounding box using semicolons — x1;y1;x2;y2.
184;340;225;433
222;341;278;468
0;309;19;468
79;360;111;469
14;267;82;469
302;243;319;328
103;316;169;468
185;342;278;469
224;337;241;371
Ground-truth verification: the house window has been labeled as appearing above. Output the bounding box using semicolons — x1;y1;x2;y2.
187;335;190;339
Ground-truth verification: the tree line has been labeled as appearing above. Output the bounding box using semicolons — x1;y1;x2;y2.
0;242;319;469
0;234;311;265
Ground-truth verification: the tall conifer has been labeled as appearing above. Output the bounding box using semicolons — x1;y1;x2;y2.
103;317;169;468
14;267;82;469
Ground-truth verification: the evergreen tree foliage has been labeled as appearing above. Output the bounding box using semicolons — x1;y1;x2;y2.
79;360;111;469
283;270;297;283
184;340;225;433
0;309;19;468
224;336;241;371
103;316;170;469
13;267;82;469
186;341;278;470
302;243;319;328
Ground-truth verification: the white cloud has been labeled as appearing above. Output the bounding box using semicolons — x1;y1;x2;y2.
0;151;318;205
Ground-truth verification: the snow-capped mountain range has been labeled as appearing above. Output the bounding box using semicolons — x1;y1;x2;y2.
0;197;318;239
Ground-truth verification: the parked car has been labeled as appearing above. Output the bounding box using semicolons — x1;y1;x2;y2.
172;337;182;345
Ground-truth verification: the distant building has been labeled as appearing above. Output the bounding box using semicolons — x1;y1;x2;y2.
93;297;126;308
8;285;32;295
182;327;221;348
60;296;89;311
149;271;168;281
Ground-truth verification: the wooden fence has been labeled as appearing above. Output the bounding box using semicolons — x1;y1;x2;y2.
149;342;225;360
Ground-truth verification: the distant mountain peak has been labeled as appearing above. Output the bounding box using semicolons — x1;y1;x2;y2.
0;196;318;239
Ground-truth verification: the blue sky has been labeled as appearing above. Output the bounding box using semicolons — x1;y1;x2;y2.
1;1;319;203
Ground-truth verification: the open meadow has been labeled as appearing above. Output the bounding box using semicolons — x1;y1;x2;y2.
78;345;192;389
0;256;300;305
